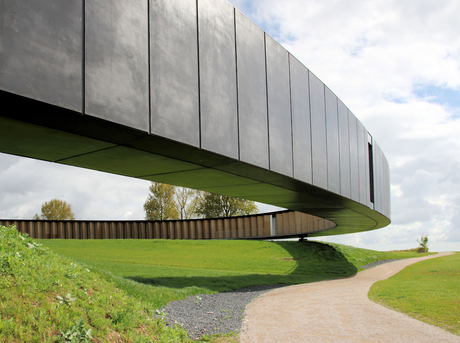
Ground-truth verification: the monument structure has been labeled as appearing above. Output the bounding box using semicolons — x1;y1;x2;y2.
0;0;391;238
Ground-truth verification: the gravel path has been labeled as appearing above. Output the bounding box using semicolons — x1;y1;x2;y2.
160;284;287;340
160;255;458;341
359;259;402;269
241;252;460;343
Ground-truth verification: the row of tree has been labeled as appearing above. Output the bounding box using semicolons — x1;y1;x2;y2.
32;183;258;221
143;182;258;220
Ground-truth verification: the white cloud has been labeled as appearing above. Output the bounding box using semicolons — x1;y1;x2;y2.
226;0;460;252
0;154;150;220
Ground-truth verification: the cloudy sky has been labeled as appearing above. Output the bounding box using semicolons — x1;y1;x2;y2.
1;0;459;252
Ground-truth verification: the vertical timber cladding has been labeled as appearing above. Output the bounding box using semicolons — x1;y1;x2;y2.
85;0;149;131
149;0;200;146
235;10;269;168
198;0;239;159
265;35;294;177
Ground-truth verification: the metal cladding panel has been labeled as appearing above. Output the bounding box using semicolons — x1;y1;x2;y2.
383;153;391;218
309;72;328;189
373;142;383;214
265;35;293;177
85;0;149;132
357;119;368;205
235;10;269;168
150;0;200;147
199;0;238;159
377;143;391;218
365;130;373;208
348;110;360;202
338;99;350;198
325;87;340;194
0;0;82;112
290;56;312;184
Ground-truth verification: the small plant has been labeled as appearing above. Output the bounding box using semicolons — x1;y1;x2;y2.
417;234;429;253
56;293;77;306
58;319;92;342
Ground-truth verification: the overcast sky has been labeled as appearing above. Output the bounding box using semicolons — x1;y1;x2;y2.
1;0;459;252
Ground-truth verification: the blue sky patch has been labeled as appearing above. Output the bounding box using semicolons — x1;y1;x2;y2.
414;84;460;109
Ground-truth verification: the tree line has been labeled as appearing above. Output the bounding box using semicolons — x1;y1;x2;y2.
143;182;258;220
32;183;258;220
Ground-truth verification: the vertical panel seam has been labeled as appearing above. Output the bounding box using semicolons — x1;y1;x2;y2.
288;54;294;178
233;7;240;161
264;33;271;170
355;116;360;201
323;83;328;190
196;0;202;149
308;71;313;185
147;0;152;134
82;0;86;115
335;95;340;194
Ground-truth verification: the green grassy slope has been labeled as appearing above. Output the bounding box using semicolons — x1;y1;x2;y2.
369;252;460;336
0;226;187;342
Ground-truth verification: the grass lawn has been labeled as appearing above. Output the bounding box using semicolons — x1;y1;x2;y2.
369;252;460;336
38;238;426;309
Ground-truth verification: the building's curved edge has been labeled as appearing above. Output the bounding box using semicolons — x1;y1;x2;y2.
0;0;391;237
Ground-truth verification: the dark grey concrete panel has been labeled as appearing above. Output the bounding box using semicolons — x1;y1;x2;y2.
309;72;328;189
85;0;149;131
150;0;200;147
338;99;351;198
348;111;360;202
199;0;238;159
357;119;368;205
325;87;340;194
0;0;82;111
235;10;269;168
266;35;293;177
290;56;312;184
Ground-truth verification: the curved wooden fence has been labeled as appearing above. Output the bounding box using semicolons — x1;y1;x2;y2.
1;211;335;240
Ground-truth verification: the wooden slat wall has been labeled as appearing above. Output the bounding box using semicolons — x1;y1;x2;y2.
0;211;335;240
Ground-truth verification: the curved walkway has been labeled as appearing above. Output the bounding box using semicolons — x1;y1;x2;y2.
240;252;459;343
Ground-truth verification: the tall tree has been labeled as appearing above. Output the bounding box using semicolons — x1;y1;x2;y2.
144;182;179;220
192;191;258;218
33;199;75;220
175;187;195;219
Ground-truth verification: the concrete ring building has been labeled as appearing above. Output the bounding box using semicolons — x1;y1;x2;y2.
0;0;390;238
